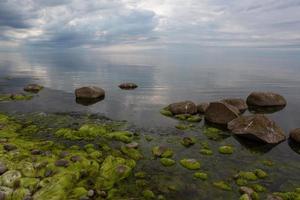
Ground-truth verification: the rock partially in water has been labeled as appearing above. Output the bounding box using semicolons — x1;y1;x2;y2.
24;84;43;93
197;102;209;114
228;114;286;144
75;96;104;106
290;128;300;143
221;98;248;113
75;86;105;99
246;92;287;107
167;101;197;115
119;83;138;90
205;102;239;125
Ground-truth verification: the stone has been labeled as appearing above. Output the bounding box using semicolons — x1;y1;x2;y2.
119;83;138;90
239;186;255;196
221;98;248;113
228;114;286;144
180;159;201;170
197;103;209;113
218;145;234;154
167;101;197;115
246;92;286;107
24;84;43;93
205;102;239;125
55;159;69;167
152;146;173;158
87;190;94;197
125;142;139;149
181;137;196;147
267;194;284;200
75;86;105;99
160;158;176;167
290;128;300;143
31;149;43;155
3;144;17;151
0;163;8;175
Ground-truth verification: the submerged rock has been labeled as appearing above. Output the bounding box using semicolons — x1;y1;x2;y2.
290;128;300;143
75;86;105;99
218;145;234;154
24;84;43;93
205;102;239;125
152;146;173;158
181;137;196;147
167;101;197;115
221;98;248;113
246;92;287;107
213;181;232;191
119;83;138;90
228;114;286;144
160;158;176;167
197;103;210;113
193;172;208;180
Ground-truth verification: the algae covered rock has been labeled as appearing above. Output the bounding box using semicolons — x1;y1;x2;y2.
160;108;173;117
108;131;134;143
143;189;155;199
218;145;234;154
160;158;176;167
193;172;208;180
180;159;201;170
97;155;136;190
0;170;22;187
121;146;143;160
11;188;31;200
181;137;196;147
213;181;232;191
228;114;286;144
24;84;44;93
152;146;173;158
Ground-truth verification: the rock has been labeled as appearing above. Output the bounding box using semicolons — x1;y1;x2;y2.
246;92;287;107
0;163;7;175
70;155;81;162
167;101;197;115
197;103;209;113
59;151;69;158
239;186;255;196
125;142;139;149
228;114;286;144
24;84;43;93
3;144;17;151
221;98;248;113
0;170;22;187
75;86;105;99
119;83;138;90
290;128;300;143
55;159;69;167
267;194;284;200
204;102;239;125
160;158;176;167
218;145;234;154
179;159;201;170
152;146;173;158
31;149;43;155
0;192;5;200
181;137;196;147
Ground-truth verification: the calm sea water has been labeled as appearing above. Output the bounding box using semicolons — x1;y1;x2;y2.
1;47;300;198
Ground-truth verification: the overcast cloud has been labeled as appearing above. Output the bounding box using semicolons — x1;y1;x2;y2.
1;0;300;49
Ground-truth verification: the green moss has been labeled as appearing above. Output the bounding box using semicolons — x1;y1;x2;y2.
180;159;201;170
261;160;274;167
121;146;143;160
69;187;88;199
181;137;196;147
152;146;173;158
20;125;39;135
145;135;154;142
218;145;234;154
251;192;260;200
236;178;248;186
11;188;31;200
187;115;202;122
0;94;12;101
213;181;232;191
238;171;258;181
254;169;268;179
199;148;213;155
55;128;79;140
107;131;134;143
160;158;176;167
193;172;208;180
160;108;173;117
251;184;266;193
143;189;155;199
273;191;300;200
20;177;39;192
134;171;146;178
240;194;251;200
175;123;194;130
203;127;224;141
12;94;33;101
175;114;190;120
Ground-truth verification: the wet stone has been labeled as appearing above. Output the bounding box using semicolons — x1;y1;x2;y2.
55;159;69;167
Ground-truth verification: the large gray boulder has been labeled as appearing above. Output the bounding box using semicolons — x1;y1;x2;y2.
204;102;239;125
221;98;248;113
167;101;197;115
246;92;286;107
75;86;105;99
228;114;286;144
289;128;300;143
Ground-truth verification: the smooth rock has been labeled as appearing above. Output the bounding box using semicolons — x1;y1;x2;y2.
205;102;239;125
290;128;300;143
246;92;286;107
119;83;138;90
221;98;248;113
228;114;286;144
24;84;43;93
197;103;210;113
167;101;197;115
75;86;105;99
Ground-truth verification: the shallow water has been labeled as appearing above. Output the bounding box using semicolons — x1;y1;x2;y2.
0;47;300;199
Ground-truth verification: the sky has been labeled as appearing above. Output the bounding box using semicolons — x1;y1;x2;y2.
1;0;300;50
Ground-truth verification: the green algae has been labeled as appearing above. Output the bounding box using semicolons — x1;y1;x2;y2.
152;146;173;158
121;145;143;160
251;184;266;193
236;178;248;186
181;136;196;147
240;194;251;200
199;148;213;155
175;123;194;130
237;171;258;181
254;168;268;179
175;114;191;120
187;115;202;122
203;127;226;141
213;181;232;191
160;108;173;117
179;159;201;170
0;93;33;102
193;172;208;180
143;189;155;199
218;145;234;154
160;158;176;167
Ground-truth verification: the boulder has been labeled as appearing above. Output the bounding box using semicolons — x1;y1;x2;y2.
75;86;105;99
228;114;286;144
24;84;43;93
197;103;209;113
167;101;197;115
204;102;239;125
289;128;300;143
246;92;286;107
221;98;248;113
119;83;138;90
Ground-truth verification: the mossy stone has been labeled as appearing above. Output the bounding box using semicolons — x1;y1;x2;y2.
213;181;232;191
121;146;143;160
181;137;196;147
160;108;173;117
199;149;213;155
187;115;202;122
193;172;208;180
254;169;268;179
11;188;31;200
218;145;234;154
203;127;223;141
143;189;155;199
175;114;190;120
251;184;266;193
240;194;251;200
236;178;248;186
238;171;258;181
180;159;201;170
152;146;173;158
0;170;22;187
160;158;176;167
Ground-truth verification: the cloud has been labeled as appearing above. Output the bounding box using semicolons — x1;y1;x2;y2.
0;0;300;49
